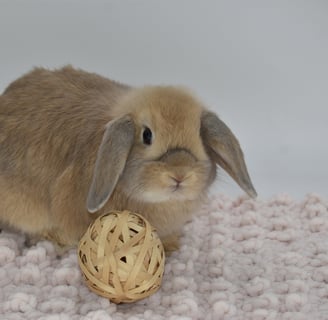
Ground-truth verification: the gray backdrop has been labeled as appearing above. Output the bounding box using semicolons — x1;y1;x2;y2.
1;0;327;199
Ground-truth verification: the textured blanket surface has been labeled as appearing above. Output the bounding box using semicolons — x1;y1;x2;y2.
1;194;328;320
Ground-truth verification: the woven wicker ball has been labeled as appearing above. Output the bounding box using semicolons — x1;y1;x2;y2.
78;210;165;304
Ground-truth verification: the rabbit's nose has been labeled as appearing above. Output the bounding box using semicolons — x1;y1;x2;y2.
172;176;183;186
169;174;188;190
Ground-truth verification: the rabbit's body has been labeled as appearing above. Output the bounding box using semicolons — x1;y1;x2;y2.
0;66;256;251
0;67;127;246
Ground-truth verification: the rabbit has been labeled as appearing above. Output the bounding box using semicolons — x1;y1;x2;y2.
0;66;257;253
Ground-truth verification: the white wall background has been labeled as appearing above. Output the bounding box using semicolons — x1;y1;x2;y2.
1;0;327;200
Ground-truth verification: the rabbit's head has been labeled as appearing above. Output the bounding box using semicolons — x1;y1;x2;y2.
87;86;256;213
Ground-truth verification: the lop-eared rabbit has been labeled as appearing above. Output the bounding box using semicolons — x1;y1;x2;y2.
0;66;256;252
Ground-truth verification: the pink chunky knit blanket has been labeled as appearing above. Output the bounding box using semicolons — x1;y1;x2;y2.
1;194;328;320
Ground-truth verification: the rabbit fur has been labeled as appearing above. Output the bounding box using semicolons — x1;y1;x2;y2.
0;66;256;252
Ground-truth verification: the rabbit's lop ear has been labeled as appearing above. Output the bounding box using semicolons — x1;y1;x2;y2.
201;111;257;198
87;115;135;213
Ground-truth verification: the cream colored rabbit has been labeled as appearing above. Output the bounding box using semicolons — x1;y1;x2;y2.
0;66;256;252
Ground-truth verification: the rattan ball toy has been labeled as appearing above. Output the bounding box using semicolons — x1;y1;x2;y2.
78;210;165;303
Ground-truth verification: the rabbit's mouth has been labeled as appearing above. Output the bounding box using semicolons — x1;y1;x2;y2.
120;157;214;203
136;175;205;203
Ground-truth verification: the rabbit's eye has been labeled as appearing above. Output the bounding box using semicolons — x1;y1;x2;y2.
142;127;152;145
